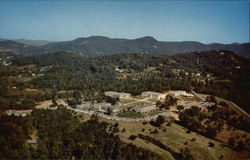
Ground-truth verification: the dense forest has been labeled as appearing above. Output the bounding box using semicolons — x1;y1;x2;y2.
0;108;161;159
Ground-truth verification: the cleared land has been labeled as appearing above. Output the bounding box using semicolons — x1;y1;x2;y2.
75;112;242;160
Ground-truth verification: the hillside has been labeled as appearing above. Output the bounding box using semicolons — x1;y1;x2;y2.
1;50;250;113
13;39;57;46
0;36;249;57
1;50;250;160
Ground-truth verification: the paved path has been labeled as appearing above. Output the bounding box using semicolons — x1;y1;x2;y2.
191;91;205;102
120;97;153;106
67;106;170;122
192;91;249;118
217;97;250;118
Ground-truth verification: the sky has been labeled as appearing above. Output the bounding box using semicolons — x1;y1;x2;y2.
0;0;249;44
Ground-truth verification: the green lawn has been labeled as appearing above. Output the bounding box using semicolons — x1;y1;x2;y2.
117;111;144;118
120;98;136;104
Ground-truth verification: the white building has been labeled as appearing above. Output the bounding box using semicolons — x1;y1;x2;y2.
76;103;92;110
93;102;120;113
104;91;131;98
100;105;120;113
93;102;112;110
132;104;156;113
141;91;165;100
168;91;193;97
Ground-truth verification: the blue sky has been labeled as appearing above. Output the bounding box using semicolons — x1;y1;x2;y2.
0;0;249;43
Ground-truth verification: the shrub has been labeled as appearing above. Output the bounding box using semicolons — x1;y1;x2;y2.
128;135;137;140
150;129;159;134
177;105;184;110
186;130;191;134
208;141;215;147
235;141;245;151
228;137;235;146
180;148;193;160
113;122;119;128
218;101;228;107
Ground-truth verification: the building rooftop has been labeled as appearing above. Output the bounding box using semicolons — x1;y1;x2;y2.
94;102;112;106
142;91;164;96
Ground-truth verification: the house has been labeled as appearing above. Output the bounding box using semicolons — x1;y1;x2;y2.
104;91;131;98
141;91;165;100
132;104;156;113
168;91;193;97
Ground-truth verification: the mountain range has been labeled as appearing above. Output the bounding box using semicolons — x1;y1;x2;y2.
0;36;249;57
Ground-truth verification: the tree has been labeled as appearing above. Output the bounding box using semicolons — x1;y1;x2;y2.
219;101;228;107
235;141;245;151
105;96;119;105
177;105;184;111
164;95;177;106
228;137;235;147
155;101;162;108
180;148;193;160
206;95;217;105
205;126;217;139
156;115;165;126
208;142;215;147
107;108;112;115
128;135;137;140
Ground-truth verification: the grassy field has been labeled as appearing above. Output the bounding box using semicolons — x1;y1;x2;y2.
76;112;242;160
120;98;136;104
117;110;144;118
116;121;242;160
119;97;154;109
72;93;249;160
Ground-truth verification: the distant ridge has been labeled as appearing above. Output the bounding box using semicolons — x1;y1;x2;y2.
13;39;57;46
0;36;249;57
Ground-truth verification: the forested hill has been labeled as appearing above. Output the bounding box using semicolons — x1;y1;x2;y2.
0;36;249;58
2;50;250;113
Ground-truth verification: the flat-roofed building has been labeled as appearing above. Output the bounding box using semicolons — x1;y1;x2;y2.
93;102;120;113
100;105;120;113
132;104;156;113
76;103;92;110
168;90;193;97
93;102;112;110
27;139;37;144
141;91;165;100
104;91;131;98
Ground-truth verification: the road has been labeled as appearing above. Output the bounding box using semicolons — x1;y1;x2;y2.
192;91;250;118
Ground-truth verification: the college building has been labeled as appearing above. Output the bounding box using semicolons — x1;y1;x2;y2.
104;91;131;98
132;104;156;114
141;91;166;100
